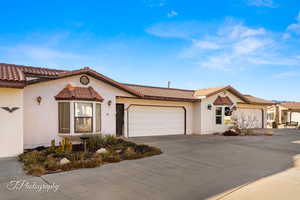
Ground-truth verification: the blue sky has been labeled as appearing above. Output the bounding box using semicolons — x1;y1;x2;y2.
1;0;300;101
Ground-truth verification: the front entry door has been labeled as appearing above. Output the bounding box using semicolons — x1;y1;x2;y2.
116;104;125;137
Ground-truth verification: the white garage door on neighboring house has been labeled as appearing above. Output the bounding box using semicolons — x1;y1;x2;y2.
235;108;263;128
128;105;185;137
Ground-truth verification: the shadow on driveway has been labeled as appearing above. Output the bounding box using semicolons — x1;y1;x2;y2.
1;129;300;200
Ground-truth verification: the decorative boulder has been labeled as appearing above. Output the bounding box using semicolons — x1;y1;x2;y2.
223;129;239;136
60;158;70;165
96;148;108;154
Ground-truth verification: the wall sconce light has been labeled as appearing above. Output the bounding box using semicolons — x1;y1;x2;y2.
207;104;212;110
107;100;112;106
36;96;42;105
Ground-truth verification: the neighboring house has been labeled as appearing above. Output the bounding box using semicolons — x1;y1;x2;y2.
267;102;300;128
0;63;274;157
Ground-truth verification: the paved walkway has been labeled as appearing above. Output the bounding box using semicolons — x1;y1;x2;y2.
0;129;300;200
209;154;300;200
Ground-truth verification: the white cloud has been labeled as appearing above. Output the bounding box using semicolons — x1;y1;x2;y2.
193;41;221;50
247;0;277;8
147;19;300;71
233;37;271;55
15;45;81;60
287;12;300;34
282;33;291;39
146;21;205;39
224;25;266;39
273;71;299;78
167;10;178;18
143;0;165;7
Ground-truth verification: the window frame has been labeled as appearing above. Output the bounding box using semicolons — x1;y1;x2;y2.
58;102;71;134
74;102;94;133
215;107;223;125
215;106;232;125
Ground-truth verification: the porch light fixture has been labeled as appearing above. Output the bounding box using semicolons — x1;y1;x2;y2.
207;104;212;110
107;100;112;106
36;96;42;105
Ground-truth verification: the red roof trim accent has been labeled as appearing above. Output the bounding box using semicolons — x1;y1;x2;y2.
213;96;234;106
0;80;25;88
55;84;104;102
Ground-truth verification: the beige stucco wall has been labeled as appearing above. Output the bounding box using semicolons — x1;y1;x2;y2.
193;102;202;134
23;75;134;148
116;98;194;136
199;90;244;134
291;112;300;123
0;88;23;157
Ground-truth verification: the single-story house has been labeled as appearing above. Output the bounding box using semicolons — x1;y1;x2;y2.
0;63;275;157
267;102;300;128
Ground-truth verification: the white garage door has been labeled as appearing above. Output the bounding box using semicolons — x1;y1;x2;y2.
128;105;185;137
236;108;263;128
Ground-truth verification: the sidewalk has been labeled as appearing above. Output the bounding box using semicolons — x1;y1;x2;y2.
208;154;300;200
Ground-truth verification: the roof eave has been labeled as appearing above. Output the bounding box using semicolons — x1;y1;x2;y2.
117;95;200;102
0;80;25;89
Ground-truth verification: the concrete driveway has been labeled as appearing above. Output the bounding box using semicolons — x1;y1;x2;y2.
1;129;300;200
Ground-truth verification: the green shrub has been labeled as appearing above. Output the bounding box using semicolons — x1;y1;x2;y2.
18;150;46;165
101;151;121;163
142;146;162;157
103;135;118;146
123;147;140;160
50;139;56;150
82;158;102;168
60;162;74;171
86;134;105;152
44;157;60;171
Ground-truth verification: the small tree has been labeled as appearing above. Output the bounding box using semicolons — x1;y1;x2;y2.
231;112;259;129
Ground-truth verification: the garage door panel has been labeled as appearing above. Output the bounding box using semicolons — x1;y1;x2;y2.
235;108;263;128
128;106;185;137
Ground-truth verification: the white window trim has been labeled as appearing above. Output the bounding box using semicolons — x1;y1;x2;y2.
215;106;233;125
58;100;102;136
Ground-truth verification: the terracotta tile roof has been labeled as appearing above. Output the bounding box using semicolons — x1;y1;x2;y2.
124;83;199;102
55;84;104;102
0;63;65;88
194;86;228;97
280;102;300;110
194;85;250;103
243;95;275;105
213;96;233;105
56;68;144;97
0;63;275;105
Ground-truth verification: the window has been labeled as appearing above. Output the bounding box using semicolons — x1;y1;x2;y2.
75;103;93;133
95;103;101;132
216;106;233;125
216;107;223;124
58;102;70;133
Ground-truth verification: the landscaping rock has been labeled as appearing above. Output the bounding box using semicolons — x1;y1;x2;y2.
223;129;240;136
60;158;70;165
96;148;108;154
